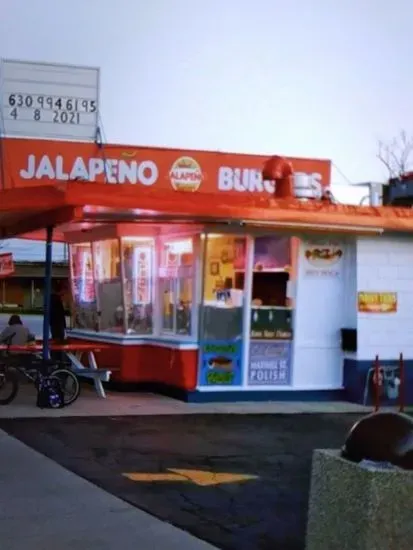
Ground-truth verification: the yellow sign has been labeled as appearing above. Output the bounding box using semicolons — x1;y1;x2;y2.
358;292;397;313
123;468;258;487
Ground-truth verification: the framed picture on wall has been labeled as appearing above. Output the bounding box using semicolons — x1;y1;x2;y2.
210;261;220;276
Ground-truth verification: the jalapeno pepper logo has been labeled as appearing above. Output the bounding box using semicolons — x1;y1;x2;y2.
169;156;203;192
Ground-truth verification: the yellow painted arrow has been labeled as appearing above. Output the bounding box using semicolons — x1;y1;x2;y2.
123;468;258;486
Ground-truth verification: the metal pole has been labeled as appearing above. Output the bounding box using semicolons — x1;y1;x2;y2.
42;226;54;360
374;355;380;412
399;352;405;413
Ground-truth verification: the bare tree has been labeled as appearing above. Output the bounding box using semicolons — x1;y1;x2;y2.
377;130;413;179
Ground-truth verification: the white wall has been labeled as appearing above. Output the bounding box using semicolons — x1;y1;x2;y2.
357;235;413;361
292;237;353;389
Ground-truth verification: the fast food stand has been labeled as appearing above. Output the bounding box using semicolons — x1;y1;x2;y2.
1;137;413;403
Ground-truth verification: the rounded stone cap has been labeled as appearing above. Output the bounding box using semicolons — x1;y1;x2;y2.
341;412;413;470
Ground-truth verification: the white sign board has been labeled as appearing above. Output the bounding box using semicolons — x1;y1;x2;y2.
0;59;99;141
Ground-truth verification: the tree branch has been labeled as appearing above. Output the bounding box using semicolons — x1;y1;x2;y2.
377;130;413;178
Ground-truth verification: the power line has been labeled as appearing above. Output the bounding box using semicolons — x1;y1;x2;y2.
332;162;353;185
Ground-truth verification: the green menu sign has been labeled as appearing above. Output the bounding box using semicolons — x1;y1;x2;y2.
250;307;292;340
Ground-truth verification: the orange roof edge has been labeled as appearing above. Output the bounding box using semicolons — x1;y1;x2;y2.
2;182;413;238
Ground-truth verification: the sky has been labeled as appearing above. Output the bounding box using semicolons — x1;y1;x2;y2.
1;0;412;258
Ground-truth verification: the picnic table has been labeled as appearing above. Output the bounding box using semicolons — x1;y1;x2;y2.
0;342;113;398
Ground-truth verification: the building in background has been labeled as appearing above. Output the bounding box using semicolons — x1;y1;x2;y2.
0;239;69;310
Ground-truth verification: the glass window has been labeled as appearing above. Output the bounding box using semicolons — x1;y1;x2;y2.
159;238;194;335
198;234;247;388
70;242;98;330
122;237;155;334
93;239;123;332
201;234;246;341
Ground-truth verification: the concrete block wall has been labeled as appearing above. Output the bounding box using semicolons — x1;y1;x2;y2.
357;235;413;361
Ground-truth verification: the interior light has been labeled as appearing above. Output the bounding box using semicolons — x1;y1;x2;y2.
123;237;155;243
201;233;224;239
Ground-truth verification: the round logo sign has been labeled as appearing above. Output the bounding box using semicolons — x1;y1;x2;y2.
169;156;203;192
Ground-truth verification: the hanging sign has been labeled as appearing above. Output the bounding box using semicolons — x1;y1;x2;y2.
0;253;14;277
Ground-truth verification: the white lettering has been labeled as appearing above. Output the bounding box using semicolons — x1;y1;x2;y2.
264;179;275;193
70;157;89;180
36;155;55;179
138;161;158;186
218;166;324;195
55;155;69;180
218;167;234;191
248;169;264;192
88;158;105;181
118;160;138;184
104;160;118;184
20;154;35;179
19;155;159;186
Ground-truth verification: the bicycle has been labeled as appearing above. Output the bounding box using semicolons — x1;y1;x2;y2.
0;338;81;406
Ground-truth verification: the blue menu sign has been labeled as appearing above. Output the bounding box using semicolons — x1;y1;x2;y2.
198;340;242;386
248;341;292;386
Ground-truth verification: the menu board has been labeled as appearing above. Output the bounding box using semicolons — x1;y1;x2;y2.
248;341;292;386
198;340;243;386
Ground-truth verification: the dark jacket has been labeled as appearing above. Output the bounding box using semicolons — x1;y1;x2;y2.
50;293;66;331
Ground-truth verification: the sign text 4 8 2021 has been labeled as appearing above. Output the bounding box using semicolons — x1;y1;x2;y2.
5;93;96;125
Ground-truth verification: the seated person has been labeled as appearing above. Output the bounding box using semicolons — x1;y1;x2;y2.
0;314;35;345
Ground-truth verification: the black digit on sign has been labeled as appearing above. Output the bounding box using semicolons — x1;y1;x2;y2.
33;109;41;121
66;99;73;111
55;98;62;109
53;111;58;122
8;94;16;106
69;112;80;124
10;108;18;120
61;111;68;123
17;95;23;107
25;95;33;108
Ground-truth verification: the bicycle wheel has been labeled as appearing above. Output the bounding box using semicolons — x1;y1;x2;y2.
0;368;19;405
51;369;81;406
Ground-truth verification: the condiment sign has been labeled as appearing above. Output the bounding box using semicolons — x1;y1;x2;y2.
0;59;99;141
358;292;397;313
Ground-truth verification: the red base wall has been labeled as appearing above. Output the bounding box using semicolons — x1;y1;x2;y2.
70;338;198;390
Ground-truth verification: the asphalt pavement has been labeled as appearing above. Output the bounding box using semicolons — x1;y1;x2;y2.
0;413;363;550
